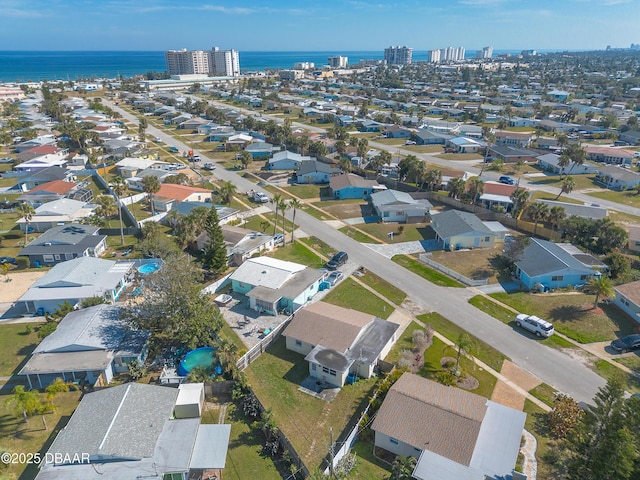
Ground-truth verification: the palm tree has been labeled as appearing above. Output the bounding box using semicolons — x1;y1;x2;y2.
556;176;576;200
278;198;288;245
566;144;587;175
110;176;127;245
219;181;237;205
548;206;566;232
338;157;352;173
138;117;148;143
95;195;117;223
18;203;36;247
466;177;484;205
557;153;571;178
288;198;301;242
447;178;466;200
391;456;417;480
44;378;78;412
528;202;550;236
215;339;239;376
271;193;282;236
448;333;474;376
141;175;160;214
510;188;530;222
425;168;443;191
240;151;252;169
586;275;615;309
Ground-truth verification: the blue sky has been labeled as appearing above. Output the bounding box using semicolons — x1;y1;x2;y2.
0;0;638;51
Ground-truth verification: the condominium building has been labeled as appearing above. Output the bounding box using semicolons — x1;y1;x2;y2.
164;47;240;77
293;62;315;70
428;49;441;63
328;56;348;69
384;46;413;65
477;46;493;59
436;46;465;62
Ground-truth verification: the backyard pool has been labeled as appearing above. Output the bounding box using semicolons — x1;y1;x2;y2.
177;347;220;376
138;262;160;275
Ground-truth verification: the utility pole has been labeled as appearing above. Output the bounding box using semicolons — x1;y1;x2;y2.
329;427;335;479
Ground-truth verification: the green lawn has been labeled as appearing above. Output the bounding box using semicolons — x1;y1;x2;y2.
297;236;336;260
0;391;82;480
323;280;394;319
350;438;391;479
202;402;282;480
468;295;575;349
219;321;248;357
245;338;378;471
385;321;424;365
0;323;45;376
587;189;640;208
338;226;382;244
350;223;434;244
392;255;464;288
300;204;332;221
529;383;558;407
593;359;640;394
357;271;407;306
528;191;583;204
523;399;556;479
285;185;322;199
490;292;638;343
529;174;599;191
417;312;507;373
269;241;323;268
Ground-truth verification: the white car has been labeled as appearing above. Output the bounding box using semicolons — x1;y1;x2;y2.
515;314;554;338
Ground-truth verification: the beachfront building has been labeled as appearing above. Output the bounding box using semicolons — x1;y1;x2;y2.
211;47;240;77
328;56;348;69
165;47;240;77
384;46;413;65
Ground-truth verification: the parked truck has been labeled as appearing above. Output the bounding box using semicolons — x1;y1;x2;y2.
249;190;269;203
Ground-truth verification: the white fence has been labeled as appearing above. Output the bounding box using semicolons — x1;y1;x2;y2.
419;253;489;286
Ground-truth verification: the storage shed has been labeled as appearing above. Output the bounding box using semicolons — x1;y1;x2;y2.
174;382;205;419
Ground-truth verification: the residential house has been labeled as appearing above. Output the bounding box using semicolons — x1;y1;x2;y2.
178;117;209;130
536;137;560;150
430;210;496;250
227;256;326;315
329;173;384;199
613;280;640;323
17;257;133;314
507;117;539;128
18;180;78;205
494;131;533;148
152;184;213;212
371;373;526;480
295;160;340;184
595;165;640;191
359;119;386;132
103;138;144;159
196;225;275;265
628;225;640;254
18;223;107;267
478;181;528;212
268;150;313;170
457;124;483;138
17;198;97;232
420;120;459;134
537;153;598;175
225;133;254;149
246;141;275;158
14;145;69;171
16;166;76;192
619;130;640;146
20;304;149;389
169;202;239;226
115;157;168;179
586;146;635;165
515;238;602;290
487;145;538;164
447;137;483;153
35;383;230;480
125;168;176;191
282;302;399;388
537;199;607;220
371;190;432;223
384;125;412;139
414;130;453;145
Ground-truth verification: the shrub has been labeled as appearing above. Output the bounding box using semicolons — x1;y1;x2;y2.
335;452;358;479
437;370;456;386
16;256;30;270
398;349;414;369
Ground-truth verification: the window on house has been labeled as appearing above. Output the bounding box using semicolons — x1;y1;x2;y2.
42;254;54;262
580;275;590;280
636;241;640;247
390;437;399;445
311;363;316;370
484;236;490;242
295;340;302;347
551;275;564;282
54;254;61;260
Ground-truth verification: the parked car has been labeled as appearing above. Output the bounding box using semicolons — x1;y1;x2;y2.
326;251;348;270
404;140;416;145
168;146;179;153
203;162;216;171
154;136;162;142
499;176;515;185
610;334;640;353
514;314;554;337
273;233;284;245
326;270;344;286
249;190;269;203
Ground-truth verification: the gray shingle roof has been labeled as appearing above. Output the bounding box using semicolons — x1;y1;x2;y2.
515;238;596;277
431;210;493;239
19;223;106;257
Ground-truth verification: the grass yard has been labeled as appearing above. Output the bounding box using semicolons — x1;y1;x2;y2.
419;336;497;399
529;383;558;407
300;203;332;221
219;321;248;357
338;226;381;244
430;246;505;284
403;145;445;154
349;438;391;479
270;241;324;268
202;402;282;480
593;359;640;394
490;292;638;343
351;223;434;244
311;200;372;220
244;338;378;471
418;312;507;373
468;295;575;349
523;399;556;479
0;390;82;480
587;188;640;208
357;271;407;306
392;255;464;288
0;322;45;377
528;191;583;204
285;185;322;199
385;321;424;365
436;153;483;161
296;236;336;260
528;174;599;191
323;280;394;319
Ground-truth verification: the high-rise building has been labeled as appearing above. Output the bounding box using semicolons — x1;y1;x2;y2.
327;56;348;69
293;62;314;70
164;47;240;77
478;46;493;59
435;46;465;62
427;49;441;63
210;47;240;77
165;49;211;75
384;46;413;65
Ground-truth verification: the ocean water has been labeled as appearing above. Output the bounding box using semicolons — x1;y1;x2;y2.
0;49;557;83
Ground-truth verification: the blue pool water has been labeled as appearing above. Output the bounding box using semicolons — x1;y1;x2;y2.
137;263;160;275
178;347;218;377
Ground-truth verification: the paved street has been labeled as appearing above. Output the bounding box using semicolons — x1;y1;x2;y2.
110;101;606;404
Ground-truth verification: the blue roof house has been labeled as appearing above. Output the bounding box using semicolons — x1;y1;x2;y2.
329;173;384;200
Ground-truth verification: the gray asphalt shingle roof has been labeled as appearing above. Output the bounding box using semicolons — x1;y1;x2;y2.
515;238;596;277
431;210;493;239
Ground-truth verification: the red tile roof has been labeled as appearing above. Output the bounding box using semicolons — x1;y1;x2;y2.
155;183;211;202
25;145;61;155
29;180;76;194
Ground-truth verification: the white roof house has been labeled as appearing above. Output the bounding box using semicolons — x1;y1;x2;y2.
16;198;98;232
229;256;306;290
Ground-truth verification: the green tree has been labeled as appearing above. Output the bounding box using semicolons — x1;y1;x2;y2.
138;117;148;142
202;207;228;274
288;198;301;242
6;386;43;422
271;193;282;236
18;203;36;247
466;177;484;205
424;168;443;191
510;188;530;221
215;338;239;376
338;157;352;173
447;178;466;200
528;202;550;236
240;151;253;169
141;175;161;214
219;181;237;205
44;378;78;411
389;455;416;480
586;275;615;309
556;176;576;200
127;359;147;381
548;393;584;439
95;194;117;222
278;197;288;245
548;206;567;232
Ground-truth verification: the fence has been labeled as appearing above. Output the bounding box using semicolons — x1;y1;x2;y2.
235;313;294;371
419;253;489;286
204;380;234;396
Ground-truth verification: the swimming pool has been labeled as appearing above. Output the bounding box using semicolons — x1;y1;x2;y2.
138;262;160;275
177;347;218;376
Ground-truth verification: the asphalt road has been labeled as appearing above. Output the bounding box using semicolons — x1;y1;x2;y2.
109;100;606;404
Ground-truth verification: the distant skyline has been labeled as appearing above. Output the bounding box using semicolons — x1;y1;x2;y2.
0;0;638;52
